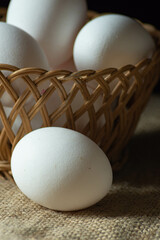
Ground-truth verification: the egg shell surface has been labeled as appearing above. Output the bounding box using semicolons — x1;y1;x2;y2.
7;0;88;68
0;22;50;107
0;22;49;70
73;14;156;71
54;57;77;72
11;127;113;211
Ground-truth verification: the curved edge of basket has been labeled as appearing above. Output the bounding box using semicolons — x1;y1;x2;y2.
1;9;160;179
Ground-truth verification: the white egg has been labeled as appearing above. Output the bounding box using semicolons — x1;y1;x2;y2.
11;127;112;211
7;0;88;68
0;22;50;107
54;57;77;72
73;14;156;71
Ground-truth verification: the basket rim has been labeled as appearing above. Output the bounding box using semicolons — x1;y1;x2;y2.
0;8;160;75
1;8;160;178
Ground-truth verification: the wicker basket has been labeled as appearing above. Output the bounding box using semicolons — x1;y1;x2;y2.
0;8;160;180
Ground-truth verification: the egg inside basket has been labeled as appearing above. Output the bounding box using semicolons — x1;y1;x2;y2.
0;9;160;181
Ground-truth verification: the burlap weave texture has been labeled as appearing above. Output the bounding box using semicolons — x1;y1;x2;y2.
0;93;160;240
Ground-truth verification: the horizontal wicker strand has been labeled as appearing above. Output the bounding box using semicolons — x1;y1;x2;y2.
0;9;160;179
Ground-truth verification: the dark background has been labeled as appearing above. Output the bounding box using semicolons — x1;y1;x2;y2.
0;0;160;29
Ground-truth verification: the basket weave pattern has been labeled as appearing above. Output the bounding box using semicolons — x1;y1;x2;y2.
0;9;160;180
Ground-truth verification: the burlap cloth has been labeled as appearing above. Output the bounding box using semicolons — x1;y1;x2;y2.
0;91;160;240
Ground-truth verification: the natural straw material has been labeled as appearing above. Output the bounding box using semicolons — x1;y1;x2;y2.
0;9;160;180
